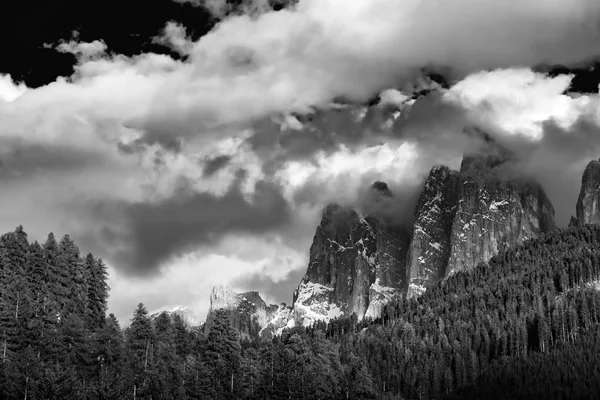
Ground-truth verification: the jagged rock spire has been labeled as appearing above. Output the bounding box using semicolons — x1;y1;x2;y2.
575;158;600;226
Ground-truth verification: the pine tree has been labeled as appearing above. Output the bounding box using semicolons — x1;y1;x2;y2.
204;309;241;399
127;303;155;398
150;312;186;399
25;241;49;355
84;254;109;331
0;228;30;364
44;232;66;319
90;314;128;399
58;235;87;317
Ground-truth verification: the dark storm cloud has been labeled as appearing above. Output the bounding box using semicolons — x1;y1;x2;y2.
84;171;293;276
202;154;232;177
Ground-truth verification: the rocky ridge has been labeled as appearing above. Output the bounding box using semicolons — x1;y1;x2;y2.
406;165;459;298
202;136;600;339
445;141;556;276
286;182;411;328
204;285;291;339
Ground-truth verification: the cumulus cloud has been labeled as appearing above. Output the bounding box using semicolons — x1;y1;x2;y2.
174;0;293;19
83;172;292;275
0;75;27;102
152;0;600;137
7;0;596;152
2;0;600;320
418;68;600;225
153;22;194;56
56;38;108;60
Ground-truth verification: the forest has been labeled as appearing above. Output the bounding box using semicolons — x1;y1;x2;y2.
1;224;600;399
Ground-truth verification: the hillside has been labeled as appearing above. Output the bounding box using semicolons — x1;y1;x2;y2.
0;223;600;398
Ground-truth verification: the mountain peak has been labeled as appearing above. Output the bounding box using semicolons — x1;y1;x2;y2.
205;285;291;339
209;285;240;311
575;158;600;225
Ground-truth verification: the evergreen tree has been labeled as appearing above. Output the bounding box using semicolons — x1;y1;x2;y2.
0;228;30;364
44;232;66;319
58;235;87;317
84;254;109;331
127;303;155;398
204;309;241;399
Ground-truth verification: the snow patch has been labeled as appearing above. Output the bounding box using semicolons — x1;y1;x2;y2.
290;281;344;328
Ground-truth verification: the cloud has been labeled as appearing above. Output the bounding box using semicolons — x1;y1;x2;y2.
56;38;108;60
202;154;232;176
2;0;600;321
230;266;306;306
7;0;596;152
0;75;27;102
108;233;305;324
173;0;294;19
81;171;293;275
153;22;194;56
424;68;600;226
150;0;600;139
443;68;586;139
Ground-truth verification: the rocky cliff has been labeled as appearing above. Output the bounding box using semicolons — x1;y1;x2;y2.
203;134;565;337
574;159;600;226
445;139;556;275
290;182;410;327
406;165;459;298
407;133;556;296
204;285;291;339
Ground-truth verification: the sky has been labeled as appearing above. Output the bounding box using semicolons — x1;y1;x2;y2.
2;0;600;324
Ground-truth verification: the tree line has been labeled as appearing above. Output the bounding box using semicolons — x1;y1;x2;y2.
2;224;600;398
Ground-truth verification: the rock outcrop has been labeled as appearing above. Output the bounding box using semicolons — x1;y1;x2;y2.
445;138;556;276
203;133;564;338
204;285;291;339
574;159;600;226
406;165;459;298
290;182;410;327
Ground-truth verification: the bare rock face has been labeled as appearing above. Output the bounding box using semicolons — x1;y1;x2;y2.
204;285;290;339
290;182;410;327
406;165;459;298
575;159;600;226
445;141;556;276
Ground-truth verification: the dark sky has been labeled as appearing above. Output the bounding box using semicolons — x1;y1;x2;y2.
2;0;600;91
1;0;212;86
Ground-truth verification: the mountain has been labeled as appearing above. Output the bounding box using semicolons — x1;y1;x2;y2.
574;158;600;226
289;182;410;327
287;132;558;325
445;136;556;276
150;305;201;328
202;132;568;337
204;285;291;339
406;165;459;298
